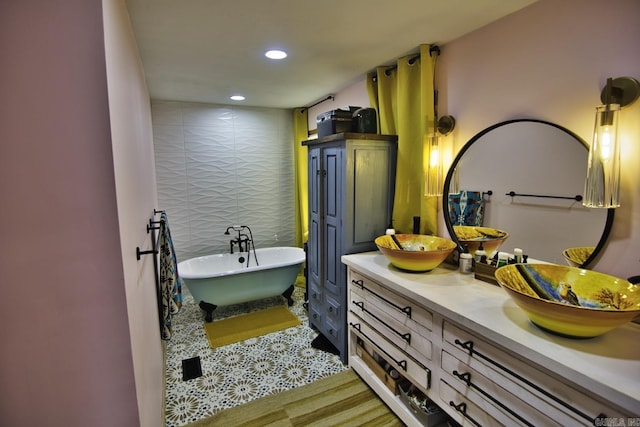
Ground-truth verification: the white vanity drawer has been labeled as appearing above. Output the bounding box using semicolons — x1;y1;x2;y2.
442;350;566;426
439;379;526;427
349;270;433;336
349;289;432;364
442;321;620;425
349;311;431;390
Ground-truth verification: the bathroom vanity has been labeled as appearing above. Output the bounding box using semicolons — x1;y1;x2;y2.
343;252;640;426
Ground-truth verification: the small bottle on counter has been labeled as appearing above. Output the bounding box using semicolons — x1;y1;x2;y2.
496;251;509;268
514;248;523;263
459;252;473;274
474;242;486;264
385;223;395;235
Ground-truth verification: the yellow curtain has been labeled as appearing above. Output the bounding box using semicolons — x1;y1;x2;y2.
367;44;438;235
293;108;309;247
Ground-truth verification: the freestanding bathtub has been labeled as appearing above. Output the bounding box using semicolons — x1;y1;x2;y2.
178;246;305;322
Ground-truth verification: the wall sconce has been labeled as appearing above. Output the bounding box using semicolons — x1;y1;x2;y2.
583;76;639;208
425;115;456;196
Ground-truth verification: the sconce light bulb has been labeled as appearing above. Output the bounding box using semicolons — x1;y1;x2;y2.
425;133;444;196
599;127;612;161
430;147;440;167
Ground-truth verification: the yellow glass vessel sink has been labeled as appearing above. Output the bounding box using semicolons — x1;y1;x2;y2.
375;234;456;272
495;263;640;338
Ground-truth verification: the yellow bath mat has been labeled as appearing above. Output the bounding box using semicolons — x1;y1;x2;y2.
204;306;301;349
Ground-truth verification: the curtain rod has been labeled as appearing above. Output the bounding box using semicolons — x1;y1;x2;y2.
299;95;334;112
381;45;440;76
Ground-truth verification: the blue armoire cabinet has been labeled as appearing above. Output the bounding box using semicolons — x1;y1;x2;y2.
303;133;397;362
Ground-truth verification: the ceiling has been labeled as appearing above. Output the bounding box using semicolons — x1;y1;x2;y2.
126;0;537;109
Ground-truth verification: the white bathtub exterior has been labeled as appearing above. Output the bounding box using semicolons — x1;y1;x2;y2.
178;247;305;306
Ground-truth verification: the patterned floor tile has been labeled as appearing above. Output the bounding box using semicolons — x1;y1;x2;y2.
164;286;346;427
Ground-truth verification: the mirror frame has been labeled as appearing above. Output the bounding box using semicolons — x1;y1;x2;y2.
442;118;614;268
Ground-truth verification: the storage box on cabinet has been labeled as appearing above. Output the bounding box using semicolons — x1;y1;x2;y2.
442;321;621;426
316;108;358;138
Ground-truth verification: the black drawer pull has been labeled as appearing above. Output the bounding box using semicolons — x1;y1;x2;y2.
452;370;534;427
349;322;408;372
352;300;411;344
452;370;471;385
449;401;482;427
453;339;598;424
351;279;411;318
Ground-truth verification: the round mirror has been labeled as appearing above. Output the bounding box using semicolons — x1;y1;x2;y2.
442;119;614;267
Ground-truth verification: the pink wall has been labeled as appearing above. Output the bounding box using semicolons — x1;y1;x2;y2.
329;0;640;279
437;0;640;278
0;1;139;426
103;1;164;426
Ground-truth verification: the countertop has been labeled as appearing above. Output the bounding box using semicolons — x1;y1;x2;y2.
342;252;640;415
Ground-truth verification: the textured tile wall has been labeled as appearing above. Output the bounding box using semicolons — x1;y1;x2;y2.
151;101;295;262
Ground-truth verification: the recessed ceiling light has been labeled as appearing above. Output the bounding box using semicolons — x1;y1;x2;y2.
265;49;287;60
230;95;245;101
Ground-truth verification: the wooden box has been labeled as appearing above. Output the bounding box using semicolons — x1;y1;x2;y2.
356;343;400;394
474;262;499;286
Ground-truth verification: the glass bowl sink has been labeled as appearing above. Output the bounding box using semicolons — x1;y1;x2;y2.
495;263;640;338
375;234;457;272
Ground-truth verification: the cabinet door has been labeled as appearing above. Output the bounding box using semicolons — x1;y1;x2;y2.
322;147;342;297
308;147;321;293
344;142;395;254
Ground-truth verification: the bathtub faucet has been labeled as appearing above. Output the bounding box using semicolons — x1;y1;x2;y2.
224;226;259;266
225;225;250;253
